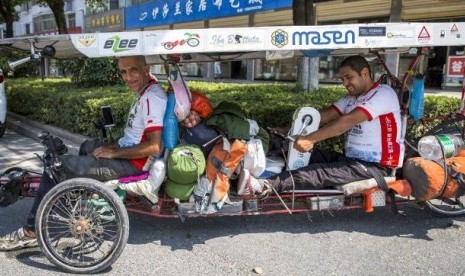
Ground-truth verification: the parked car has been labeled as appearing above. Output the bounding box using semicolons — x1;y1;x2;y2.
0;69;6;137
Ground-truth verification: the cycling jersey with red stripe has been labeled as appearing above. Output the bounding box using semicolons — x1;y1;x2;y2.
332;83;404;168
118;80;167;169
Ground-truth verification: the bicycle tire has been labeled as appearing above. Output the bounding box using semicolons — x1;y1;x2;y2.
424;197;465;217
36;178;129;274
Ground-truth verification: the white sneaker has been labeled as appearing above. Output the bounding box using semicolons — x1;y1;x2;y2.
0;227;38;251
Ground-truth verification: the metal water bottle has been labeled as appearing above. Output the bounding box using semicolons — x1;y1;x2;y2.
417;134;465;160
163;92;179;150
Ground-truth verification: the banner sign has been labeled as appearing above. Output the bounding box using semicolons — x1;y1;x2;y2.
125;0;292;29
70;22;465;58
85;9;124;33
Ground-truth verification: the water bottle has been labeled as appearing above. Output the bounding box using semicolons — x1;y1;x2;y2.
409;75;425;121
163;92;179;150
417;134;465;160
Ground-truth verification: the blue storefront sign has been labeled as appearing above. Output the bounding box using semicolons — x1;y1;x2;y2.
125;0;293;29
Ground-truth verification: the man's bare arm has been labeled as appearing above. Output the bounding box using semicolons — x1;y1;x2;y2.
293;108;368;152
92;131;162;159
319;106;340;126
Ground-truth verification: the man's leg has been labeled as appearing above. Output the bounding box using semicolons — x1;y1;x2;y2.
25;173;56;231
60;155;141;182
273;150;389;192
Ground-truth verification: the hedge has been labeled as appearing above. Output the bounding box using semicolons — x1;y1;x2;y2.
5;77;461;150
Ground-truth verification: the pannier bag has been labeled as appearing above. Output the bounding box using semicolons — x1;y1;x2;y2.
190;91;213;119
179;123;220;156
403;155;465;201
206;139;247;209
243;138;266;178
167;145;206;184
165;179;196;201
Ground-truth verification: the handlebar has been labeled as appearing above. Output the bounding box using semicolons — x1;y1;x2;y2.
37;131;68;183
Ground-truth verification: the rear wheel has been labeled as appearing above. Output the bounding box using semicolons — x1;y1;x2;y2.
424;196;465;217
36;178;129;274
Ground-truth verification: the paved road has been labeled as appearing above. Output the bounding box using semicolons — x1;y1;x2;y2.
1;129;465;275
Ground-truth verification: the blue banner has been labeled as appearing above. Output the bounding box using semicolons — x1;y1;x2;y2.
125;0;292;29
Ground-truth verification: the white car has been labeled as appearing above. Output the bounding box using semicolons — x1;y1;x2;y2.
0;69;6;137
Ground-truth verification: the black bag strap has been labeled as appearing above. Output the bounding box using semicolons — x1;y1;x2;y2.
432;160;450;199
364;164;399;215
446;165;465;200
431;160;464;207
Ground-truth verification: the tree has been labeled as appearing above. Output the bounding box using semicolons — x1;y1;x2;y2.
0;0;22;38
40;0;67;34
293;0;318;92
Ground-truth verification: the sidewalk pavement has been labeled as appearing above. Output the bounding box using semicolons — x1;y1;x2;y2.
6;112;90;155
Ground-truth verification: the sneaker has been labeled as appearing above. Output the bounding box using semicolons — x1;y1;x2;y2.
0;227;38;251
237;169;279;196
257;177;281;196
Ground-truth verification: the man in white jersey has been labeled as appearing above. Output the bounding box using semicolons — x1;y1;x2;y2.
257;55;403;193
0;55;167;251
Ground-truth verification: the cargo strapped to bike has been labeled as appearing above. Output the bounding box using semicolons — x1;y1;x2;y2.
404;155;465;202
433;160;465;204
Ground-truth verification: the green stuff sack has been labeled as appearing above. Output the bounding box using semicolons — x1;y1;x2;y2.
164;179;197;201
167;145;206;184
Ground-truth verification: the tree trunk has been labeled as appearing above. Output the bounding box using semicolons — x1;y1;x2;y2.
0;0;15;37
385;0;403;79
293;0;318;92
46;0;68;34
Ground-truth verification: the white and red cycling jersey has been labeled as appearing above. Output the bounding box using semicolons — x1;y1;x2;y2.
332;82;404;168
118;79;167;169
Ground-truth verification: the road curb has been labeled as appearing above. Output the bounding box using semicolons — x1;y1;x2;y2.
6;112;91;154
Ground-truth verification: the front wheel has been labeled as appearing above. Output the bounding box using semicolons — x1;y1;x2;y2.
36;178;129;274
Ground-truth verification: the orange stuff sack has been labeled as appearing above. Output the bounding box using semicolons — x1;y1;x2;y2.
403;156;465;201
206;139;247;204
191;91;213;119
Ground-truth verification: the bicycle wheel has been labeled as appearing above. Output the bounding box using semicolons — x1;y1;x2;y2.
36;178;129;274
426;114;465;136
424;196;465;217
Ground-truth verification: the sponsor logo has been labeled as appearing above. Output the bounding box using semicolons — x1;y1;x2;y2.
271;29;288;48
161;32;200;50
77;35;97;47
292;30;355;46
386;31;413;39
103;35;138;53
359;26;386;37
210;33;261;47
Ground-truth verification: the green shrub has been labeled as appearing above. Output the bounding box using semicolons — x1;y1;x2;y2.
6;78;461;153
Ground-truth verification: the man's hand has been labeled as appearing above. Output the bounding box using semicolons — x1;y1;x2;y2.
92;146;116;159
294;136;315;153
